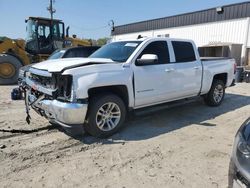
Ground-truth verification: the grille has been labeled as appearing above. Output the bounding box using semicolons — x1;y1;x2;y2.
29;73;55;90
236;171;249;187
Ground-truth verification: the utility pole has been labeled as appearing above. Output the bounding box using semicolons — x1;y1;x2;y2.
109;20;114;32
47;0;56;21
47;0;56;48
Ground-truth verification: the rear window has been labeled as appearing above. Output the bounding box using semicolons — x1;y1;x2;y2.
64;47;100;58
48;50;65;60
172;41;196;63
76;47;99;57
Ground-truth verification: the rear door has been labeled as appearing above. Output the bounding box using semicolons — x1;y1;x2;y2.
170;40;202;98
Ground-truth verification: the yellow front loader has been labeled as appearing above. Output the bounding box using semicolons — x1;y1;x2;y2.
0;17;91;85
0;37;31;84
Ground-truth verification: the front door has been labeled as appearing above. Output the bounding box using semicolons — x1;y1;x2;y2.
133;40;175;107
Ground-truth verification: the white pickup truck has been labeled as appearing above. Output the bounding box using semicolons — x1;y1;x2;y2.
23;37;236;137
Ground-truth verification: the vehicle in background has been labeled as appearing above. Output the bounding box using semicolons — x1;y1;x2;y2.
22;37;236;138
48;46;100;60
229;117;250;188
0;17;91;85
18;46;100;85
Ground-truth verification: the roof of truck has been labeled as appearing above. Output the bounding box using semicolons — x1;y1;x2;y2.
113;37;194;43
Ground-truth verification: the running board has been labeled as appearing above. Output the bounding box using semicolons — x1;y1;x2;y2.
133;97;200;117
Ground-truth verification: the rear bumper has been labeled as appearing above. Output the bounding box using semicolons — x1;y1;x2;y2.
27;92;88;126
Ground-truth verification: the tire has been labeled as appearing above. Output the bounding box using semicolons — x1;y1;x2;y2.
85;93;126;138
0;54;22;85
204;79;225;106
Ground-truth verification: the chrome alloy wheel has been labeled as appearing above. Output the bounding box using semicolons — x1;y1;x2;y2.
95;102;121;131
213;84;224;103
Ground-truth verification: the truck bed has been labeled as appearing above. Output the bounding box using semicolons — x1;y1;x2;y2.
200;57;235;94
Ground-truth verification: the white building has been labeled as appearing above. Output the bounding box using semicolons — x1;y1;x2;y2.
111;1;250;66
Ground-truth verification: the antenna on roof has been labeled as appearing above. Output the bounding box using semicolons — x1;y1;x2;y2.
137;35;143;39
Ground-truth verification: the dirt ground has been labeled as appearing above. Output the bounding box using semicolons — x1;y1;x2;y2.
0;83;249;188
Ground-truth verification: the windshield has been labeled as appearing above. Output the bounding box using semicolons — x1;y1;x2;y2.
90;41;142;62
26;20;37;42
25;20;39;54
48;50;65;60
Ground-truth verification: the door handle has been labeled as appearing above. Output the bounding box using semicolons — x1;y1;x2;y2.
194;66;199;69
165;68;174;72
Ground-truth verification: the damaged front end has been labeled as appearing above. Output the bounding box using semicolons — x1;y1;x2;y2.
23;68;88;131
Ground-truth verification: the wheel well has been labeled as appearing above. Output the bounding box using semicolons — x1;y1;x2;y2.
213;73;227;85
88;85;129;108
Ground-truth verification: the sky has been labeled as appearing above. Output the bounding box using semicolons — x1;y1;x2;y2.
0;0;247;39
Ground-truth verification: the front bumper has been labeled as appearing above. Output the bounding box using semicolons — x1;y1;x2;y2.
27;92;88;127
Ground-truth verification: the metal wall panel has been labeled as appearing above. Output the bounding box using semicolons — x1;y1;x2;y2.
247;18;250;47
112;1;250;36
112;18;248;47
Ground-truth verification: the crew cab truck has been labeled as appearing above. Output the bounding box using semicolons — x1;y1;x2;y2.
23;37;236;138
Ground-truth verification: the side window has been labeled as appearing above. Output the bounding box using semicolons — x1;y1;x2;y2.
38;25;50;38
172;41;196;63
58;23;64;39
51;23;64;40
138;41;170;64
52;24;59;39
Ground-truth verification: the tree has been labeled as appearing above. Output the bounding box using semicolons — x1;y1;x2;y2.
97;37;110;46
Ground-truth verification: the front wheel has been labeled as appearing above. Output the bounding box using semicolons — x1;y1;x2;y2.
204;79;225;106
85;93;126;138
0;54;22;85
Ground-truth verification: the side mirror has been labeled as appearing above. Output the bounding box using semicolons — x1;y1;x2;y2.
66;26;70;37
136;54;158;66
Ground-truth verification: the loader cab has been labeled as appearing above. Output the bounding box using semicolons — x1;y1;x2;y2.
25;17;65;55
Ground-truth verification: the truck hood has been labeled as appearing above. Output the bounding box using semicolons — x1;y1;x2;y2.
31;58;116;72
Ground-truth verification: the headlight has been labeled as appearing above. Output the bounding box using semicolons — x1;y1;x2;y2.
231;118;250;186
237;134;250;159
56;74;73;101
19;65;32;79
18;69;25;79
233;118;250;164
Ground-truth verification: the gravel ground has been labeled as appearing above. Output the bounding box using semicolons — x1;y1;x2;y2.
0;83;249;188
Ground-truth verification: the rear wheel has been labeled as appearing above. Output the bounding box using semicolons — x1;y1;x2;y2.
204;79;225;106
85;93;126;138
0;54;22;85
